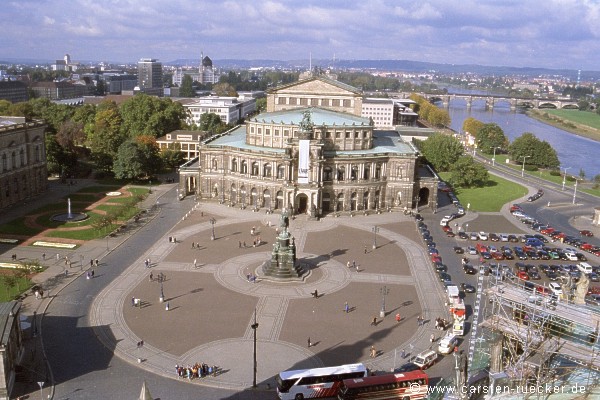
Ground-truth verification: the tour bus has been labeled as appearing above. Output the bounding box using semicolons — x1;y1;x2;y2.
276;363;368;400
337;370;429;399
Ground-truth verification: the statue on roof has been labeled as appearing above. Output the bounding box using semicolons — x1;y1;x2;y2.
298;109;314;140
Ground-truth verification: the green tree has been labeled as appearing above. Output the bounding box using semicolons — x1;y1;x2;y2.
179;75;195;97
45;134;77;176
420;133;464;172
161;143;185;170
135;135;162;176
449;156;489;188
476;123;509;154
199;112;224;132
462;117;484;137
256;98;267;113
113;140;145;179
90;101;125;172
7;102;34;120
579;168;586;180
508;132;560;169
213;82;238;97
119;95;187;138
0;100;11;115
428;107;451;128
577;100;589;111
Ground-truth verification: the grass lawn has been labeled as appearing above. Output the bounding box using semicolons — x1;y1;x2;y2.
0;270;34;302
439;172;528;212
544;109;600;130
78;185;123;194
0;218;42;236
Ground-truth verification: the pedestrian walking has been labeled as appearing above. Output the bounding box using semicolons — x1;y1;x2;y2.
364;245;367;254
192;242;195;249
307;337;312;348
165;302;170;311
90;259;94;267
401;348;406;358
149;272;153;282
355;263;359;272
395;313;401;323
370;346;376;358
35;290;40;299
193;259;197;268
430;334;435;343
347;261;351;268
56;253;60;260
344;301;349;313
243;241;246;248
132;297;136;307
42;253;46;261
64;269;68;277
95;259;99;267
239;241;242;248
371;316;377;326
91;269;95;278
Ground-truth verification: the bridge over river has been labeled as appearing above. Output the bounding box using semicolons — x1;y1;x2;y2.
399;92;579;110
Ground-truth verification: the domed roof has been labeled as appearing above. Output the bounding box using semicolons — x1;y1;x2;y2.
202;56;212;67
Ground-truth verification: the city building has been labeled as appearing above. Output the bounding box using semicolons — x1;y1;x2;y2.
51;53;80;72
361;98;418;128
156;130;211;160
30;81;94;100
0;81;28;104
137;58;163;96
179;75;437;216
100;73;137;94
171;53;220;87
183;93;258;126
0;301;24;400
0;117;48;209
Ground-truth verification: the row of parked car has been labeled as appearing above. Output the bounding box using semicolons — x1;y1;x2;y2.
527;188;544;202
510;204;599;257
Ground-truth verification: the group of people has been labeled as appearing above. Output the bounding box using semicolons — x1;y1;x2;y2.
176;363;218;380
435;317;449;330
346;260;359;272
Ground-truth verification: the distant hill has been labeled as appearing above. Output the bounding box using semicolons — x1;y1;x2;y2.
171;58;600;80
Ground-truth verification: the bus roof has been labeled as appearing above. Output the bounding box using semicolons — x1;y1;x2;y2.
342;370;428;389
279;363;367;380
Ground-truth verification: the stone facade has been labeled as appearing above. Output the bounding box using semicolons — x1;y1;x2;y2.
179;76;437;216
0;301;24;400
0;118;48;210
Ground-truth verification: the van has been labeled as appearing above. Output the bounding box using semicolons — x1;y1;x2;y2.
413;350;438;369
438;334;458;355
549;282;563;297
578;262;593;275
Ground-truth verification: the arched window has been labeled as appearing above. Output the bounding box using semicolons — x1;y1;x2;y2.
20;149;25;167
35;146;40;162
241;160;248;174
1;154;6;172
11;152;16;170
351;166;358;181
231;158;238;172
337;167;345;181
363;165;370;180
263;164;272;178
212;158;218;170
323;166;333;181
375;163;382;179
363;191;369;210
336;193;344;211
277;164;286;179
251;162;259;176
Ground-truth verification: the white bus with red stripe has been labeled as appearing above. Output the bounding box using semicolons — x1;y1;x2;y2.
276;363;368;400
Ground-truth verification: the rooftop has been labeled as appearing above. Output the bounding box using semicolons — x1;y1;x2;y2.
252;107;371;127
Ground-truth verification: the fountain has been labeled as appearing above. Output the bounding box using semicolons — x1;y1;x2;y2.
260;209;308;281
51;197;88;222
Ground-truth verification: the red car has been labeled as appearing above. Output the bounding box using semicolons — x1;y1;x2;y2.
431;254;442;263
536;286;551;295
581;243;594;251
442;225;452;233
541;227;555;235
510;204;522;212
491;252;505;261
580;230;594;237
517;271;529;280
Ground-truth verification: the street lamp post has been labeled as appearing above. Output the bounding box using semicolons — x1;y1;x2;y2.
492;147;500;166
562;167;571;191
106;236;109;252
520;155;531;178
251;308;259;388
209;218;216;240
573;179;578;205
372;226;379;249
79;254;84;271
379;286;390;318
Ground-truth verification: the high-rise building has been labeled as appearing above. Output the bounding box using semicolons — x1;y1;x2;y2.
137;58;163;96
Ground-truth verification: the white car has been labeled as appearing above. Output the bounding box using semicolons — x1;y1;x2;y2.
565;252;578;261
467;246;478;255
500;234;509;242
549;282;563;297
478;232;489;241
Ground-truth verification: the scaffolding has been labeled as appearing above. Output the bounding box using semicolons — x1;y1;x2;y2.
468;276;600;398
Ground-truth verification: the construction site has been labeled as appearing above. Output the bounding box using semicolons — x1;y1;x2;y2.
464;271;600;399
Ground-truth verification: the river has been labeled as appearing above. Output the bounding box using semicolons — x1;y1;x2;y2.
438;88;600;179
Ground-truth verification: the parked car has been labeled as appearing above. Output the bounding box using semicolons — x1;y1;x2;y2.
460;283;476;293
453;246;464;254
479;232;489;240
463;265;477;275
467;246;478;255
489;233;500;242
580;230;594;237
458;231;468;240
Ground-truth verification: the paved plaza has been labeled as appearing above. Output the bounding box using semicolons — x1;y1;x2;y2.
91;202;447;391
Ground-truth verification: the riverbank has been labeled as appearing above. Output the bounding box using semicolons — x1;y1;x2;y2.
526;109;600;142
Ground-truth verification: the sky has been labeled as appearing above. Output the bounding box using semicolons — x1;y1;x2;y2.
2;0;600;70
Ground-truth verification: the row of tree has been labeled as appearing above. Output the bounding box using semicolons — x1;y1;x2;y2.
1;96;194;179
462;117;560;169
409;94;451;128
